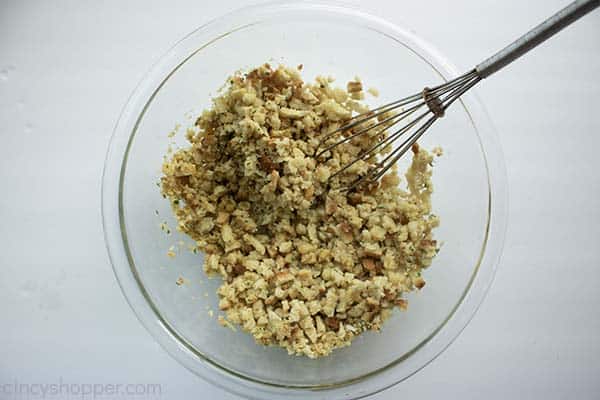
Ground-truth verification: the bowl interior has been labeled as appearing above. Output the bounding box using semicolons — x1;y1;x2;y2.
119;12;490;387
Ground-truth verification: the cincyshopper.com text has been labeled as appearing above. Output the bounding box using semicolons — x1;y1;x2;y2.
0;378;161;399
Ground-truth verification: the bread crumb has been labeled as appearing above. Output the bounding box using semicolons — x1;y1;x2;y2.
367;87;379;97
218;315;236;331
347;80;363;93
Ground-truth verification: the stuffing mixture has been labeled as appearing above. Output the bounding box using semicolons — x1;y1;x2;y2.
160;64;440;358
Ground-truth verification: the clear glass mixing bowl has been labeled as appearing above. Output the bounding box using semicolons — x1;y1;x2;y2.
102;2;508;399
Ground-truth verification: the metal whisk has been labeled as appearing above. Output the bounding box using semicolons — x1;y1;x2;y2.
315;0;599;190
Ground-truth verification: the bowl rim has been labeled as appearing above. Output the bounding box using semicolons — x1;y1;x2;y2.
101;1;508;399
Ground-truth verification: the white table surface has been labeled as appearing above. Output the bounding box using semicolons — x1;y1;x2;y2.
1;1;599;399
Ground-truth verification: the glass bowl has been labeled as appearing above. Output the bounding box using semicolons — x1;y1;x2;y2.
101;2;508;399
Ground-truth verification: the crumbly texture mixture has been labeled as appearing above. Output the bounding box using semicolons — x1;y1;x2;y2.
161;64;439;358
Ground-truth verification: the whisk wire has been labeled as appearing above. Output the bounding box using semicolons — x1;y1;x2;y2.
343;115;438;192
314;100;426;159
367;116;438;184
315;94;421;147
316;71;477;151
328;109;431;181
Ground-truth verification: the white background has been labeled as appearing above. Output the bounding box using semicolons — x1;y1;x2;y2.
1;0;599;399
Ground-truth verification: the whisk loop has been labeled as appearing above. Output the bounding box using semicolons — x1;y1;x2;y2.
314;70;481;190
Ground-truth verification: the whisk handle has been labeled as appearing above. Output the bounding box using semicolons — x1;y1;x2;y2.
476;0;599;79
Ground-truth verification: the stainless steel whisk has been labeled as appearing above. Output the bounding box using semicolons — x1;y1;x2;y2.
314;0;599;190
